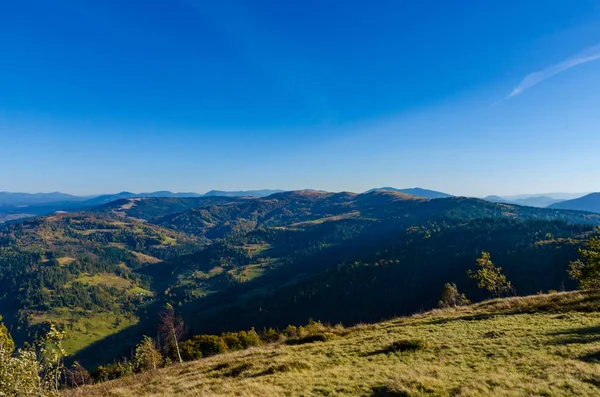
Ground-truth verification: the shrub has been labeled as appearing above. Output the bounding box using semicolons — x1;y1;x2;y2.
261;327;280;343
282;325;298;339
92;361;134;382
438;283;470;308
221;332;244;351
179;335;228;361
133;336;163;371
286;333;334;345
239;329;261;348
63;361;92;388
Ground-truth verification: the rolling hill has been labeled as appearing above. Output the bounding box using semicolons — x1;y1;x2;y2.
2;190;600;369
0;213;204;356
549;193;600;214
366;187;453;199
64;290;600;397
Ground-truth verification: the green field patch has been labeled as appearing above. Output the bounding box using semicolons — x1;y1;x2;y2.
288;211;361;228
161;235;177;245
72;273;132;289
131;251;162;264
208;266;224;276
57;256;76;265
108;242;126;249
129;286;154;297
241;243;271;257
77;229;119;236
237;264;266;281
29;309;138;355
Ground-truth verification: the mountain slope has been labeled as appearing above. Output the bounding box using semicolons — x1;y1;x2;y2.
549;193;600;214
483;195;565;208
64;290;600;397
366;187;452;199
204;189;286;197
4;191;600;368
0;213;203;355
511;196;565;207
0;192;88;206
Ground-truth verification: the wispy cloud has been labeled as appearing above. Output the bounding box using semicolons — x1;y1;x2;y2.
507;43;600;98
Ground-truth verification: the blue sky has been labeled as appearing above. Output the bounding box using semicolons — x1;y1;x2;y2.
1;0;600;196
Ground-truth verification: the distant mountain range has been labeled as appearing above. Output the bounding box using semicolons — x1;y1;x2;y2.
3;188;600;369
0;191;90;206
482;195;566;208
1;188;598;223
548;193;600;214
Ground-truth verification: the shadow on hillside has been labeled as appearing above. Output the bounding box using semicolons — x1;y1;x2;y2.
579;350;600;363
362;339;426;357
548;325;600;346
367;385;409;397
420;312;497;326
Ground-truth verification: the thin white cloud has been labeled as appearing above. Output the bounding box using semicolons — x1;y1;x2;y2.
508;43;600;98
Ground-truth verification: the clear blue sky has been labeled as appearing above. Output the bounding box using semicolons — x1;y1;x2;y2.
1;0;600;196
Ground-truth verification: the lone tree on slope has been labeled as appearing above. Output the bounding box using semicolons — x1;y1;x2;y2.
158;303;184;364
468;251;514;298
569;227;600;289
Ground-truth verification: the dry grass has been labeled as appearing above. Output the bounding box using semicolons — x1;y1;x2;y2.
64;290;600;396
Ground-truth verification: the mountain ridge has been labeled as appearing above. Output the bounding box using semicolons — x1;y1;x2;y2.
548;193;600;214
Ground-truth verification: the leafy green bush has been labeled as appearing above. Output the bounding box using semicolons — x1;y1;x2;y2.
261;327;280;343
179;335;228;361
92;361;134;382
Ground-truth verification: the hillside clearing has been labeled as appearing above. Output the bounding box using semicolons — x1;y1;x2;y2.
64;291;600;396
29;309;138;355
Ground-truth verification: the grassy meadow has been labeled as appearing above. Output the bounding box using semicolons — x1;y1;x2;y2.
30;309;138;355
64;290;600;396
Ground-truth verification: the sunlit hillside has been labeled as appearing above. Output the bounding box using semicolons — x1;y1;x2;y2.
64;290;600;397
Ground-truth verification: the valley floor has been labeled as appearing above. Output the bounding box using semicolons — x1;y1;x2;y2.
64;291;600;397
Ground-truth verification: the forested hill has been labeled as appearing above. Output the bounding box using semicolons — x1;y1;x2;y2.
1;190;600;368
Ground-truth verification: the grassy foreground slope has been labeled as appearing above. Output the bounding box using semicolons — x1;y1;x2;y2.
65;291;600;397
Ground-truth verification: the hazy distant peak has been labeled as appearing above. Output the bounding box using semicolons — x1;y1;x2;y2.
548;192;600;213
204;189;286;197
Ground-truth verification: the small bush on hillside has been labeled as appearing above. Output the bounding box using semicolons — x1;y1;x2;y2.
302;319;327;336
179;335;228;361
92;361;134;382
221;332;244;351
239;329;262;349
63;361;92;388
438;282;470;308
133;336;163;371
221;329;262;352
286;333;335;345
282;325;298;339
261;327;280;343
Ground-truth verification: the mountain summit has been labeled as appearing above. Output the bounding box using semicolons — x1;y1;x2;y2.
365;187;453;199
